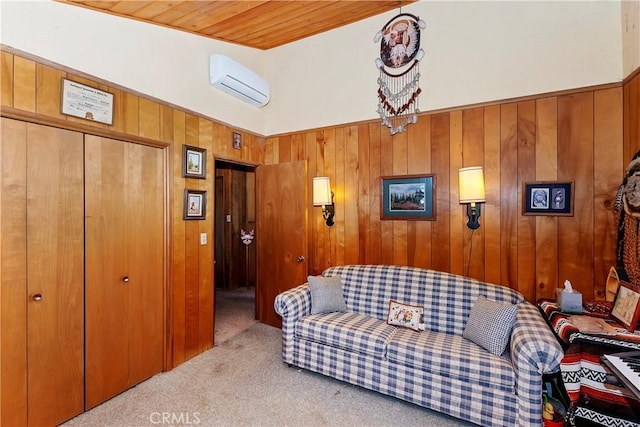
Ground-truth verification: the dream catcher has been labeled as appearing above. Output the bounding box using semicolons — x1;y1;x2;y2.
374;13;426;135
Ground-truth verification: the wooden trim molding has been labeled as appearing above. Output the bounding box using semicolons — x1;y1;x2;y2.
268;81;623;138
1;45;263;139
624;66;640;85
1;106;169;148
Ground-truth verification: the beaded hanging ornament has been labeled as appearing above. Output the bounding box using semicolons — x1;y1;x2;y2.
374;13;426;135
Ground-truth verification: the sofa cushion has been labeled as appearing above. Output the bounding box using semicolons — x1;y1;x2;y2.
463;296;518;356
295;312;397;358
387;328;515;392
307;275;348;314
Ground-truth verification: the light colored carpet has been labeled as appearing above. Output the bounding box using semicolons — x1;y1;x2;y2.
214;286;258;345
63;323;474;427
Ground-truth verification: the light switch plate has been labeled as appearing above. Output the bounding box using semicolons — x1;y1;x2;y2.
200;233;207;245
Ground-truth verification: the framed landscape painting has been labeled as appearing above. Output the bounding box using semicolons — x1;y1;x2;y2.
182;145;206;179
381;174;436;220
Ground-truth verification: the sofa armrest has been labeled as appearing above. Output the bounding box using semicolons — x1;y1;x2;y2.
510;302;564;426
274;284;312;364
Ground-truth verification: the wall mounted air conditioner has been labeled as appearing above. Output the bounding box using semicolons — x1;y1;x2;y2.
209;54;270;108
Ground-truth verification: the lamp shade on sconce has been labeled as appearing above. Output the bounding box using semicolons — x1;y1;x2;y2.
313;177;332;206
313;176;335;227
458;167;486;203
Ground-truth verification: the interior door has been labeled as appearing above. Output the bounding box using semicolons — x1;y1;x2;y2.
256;161;308;327
1;117;29;427
124;142;164;388
84;135;164;409
26;123;85;426
0;119;84;426
214;176;225;289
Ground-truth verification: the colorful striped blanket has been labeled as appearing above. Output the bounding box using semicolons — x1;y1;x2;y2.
538;299;640;426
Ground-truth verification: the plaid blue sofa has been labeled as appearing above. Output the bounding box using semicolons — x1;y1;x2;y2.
274;265;564;426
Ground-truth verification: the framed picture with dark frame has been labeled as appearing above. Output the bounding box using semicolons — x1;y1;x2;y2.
522;181;574;216
182;145;206;179
381;174;436;220
611;281;640;332
183;189;207;220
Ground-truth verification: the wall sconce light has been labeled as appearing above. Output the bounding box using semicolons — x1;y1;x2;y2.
458;166;486;230
313;176;335;227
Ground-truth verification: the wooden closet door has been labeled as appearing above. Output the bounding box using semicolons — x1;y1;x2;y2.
125;142;164;387
26;123;85;426
84;135;164;409
1;118;84;427
1;118;28;427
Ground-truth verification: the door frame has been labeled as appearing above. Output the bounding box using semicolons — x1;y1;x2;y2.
212;158;258;343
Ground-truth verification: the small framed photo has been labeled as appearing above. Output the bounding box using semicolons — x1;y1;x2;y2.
183;189;207;220
381;174;436;220
522;181;573;216
182;145;206;179
611;281;640;332
232;132;242;150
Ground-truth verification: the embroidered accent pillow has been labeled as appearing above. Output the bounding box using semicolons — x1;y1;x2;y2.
463;296;519;356
308;275;348;314
387;300;424;331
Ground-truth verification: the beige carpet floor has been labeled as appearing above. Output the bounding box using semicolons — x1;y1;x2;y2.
214;286;258;345
63;321;474;427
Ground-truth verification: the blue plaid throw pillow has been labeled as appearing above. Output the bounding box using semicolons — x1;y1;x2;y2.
463;296;518;356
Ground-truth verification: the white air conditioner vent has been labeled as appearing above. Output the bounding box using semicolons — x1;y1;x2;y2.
209;54;270;107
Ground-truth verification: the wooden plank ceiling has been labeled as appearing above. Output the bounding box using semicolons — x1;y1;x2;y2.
58;1;416;50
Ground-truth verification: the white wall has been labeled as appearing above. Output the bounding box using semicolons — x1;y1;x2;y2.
0;0;267;134
265;1;623;135
622;0;640;76
0;0;626;137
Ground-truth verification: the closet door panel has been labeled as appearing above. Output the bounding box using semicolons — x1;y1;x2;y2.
0;118;28;427
85;135;130;409
25;123;84;426
127;142;164;385
85;135;164;408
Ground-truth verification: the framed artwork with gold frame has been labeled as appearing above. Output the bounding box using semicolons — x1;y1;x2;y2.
611;281;640;332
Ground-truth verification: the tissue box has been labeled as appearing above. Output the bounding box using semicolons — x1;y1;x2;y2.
556;289;583;313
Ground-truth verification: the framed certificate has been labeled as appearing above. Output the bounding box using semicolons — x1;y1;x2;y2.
61;78;114;125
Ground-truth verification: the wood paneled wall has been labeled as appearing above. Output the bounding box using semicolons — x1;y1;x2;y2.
1;46;638;372
265;81;640;304
0;49;265;369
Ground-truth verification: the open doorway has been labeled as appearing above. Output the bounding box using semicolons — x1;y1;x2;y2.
214;160;257;344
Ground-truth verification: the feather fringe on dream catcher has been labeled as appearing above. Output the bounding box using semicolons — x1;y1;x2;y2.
374;13;426;135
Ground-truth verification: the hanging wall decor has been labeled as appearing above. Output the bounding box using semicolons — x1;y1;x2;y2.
374;13;426;135
614;150;640;284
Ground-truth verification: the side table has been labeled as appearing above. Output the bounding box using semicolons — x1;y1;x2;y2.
537;299;640;426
